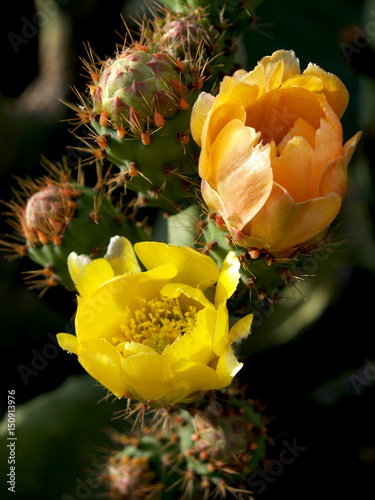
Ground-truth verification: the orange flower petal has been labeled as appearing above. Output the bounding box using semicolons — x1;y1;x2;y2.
191;91;215;146
342;131;362;168
311;140;343;197
282;74;324;93
318;157;347;198
206;120;273;229
272;135;314;202
201;180;229;219
199;104;247;180
303;63;349;119
319;131;362;198
244;183;342;251
213;76;260;110
241;59;284;91
242;50;301;89
278;118;317;152
245;86;324;144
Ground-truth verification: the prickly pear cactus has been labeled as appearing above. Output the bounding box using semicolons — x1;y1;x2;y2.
1;157;148;292
159;0;260;40
73;43;202;212
101;387;268;499
148;5;244;90
67;0;261;213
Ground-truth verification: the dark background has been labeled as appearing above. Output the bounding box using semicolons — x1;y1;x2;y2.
1;0;375;498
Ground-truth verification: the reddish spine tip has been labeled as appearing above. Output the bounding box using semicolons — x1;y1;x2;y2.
141;132;151;146
154;109;166;128
179;97;189;111
99;110;109;127
249;249;260;259
176;57;187;72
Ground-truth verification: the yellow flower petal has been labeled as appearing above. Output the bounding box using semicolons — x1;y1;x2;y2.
134;242;219;291
200;180;229;218
264;49;301;82
76;263;178;343
242;50;301;90
163;307;217;365
318;132;361;199
245;86;324;144
78;338;124;398
168;360;220;394
121;353;171;402
212;76;259;114
278;118;317;152
229;314;253;344
214;251;241;307
215;347;243;388
342;131;362;167
161;282;215;310
104;235;141;275
57;332;81;355
75;258;114;300
319;157;347;198
67;252;92;284
282;74;324;93
122;341;157;357
212;303;230;357
232;68;247;80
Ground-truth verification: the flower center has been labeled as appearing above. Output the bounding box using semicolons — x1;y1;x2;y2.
118;295;197;354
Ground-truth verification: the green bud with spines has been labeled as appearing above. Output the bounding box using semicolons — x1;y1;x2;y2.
148;5;241;90
69;0;260;213
1;156;149;292
101;387;268;499
80;42;202;212
157;0;261;44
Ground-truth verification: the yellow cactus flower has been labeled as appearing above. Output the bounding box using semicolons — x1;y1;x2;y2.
191;50;362;257
57;237;252;407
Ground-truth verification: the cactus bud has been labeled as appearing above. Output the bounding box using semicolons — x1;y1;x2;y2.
1;156;149;293
74;44;202;212
101;387;268;499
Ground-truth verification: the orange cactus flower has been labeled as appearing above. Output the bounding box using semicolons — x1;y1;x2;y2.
191;50;361;257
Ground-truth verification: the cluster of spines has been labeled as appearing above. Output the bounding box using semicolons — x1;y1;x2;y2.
0;157;149;294
64;36;204;156
146;3;239;90
100;388;268;499
184;201;339;319
58;0;257;213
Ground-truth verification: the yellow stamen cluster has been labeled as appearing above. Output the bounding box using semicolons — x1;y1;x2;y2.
119;296;197;354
